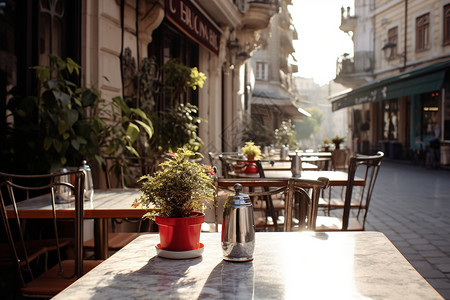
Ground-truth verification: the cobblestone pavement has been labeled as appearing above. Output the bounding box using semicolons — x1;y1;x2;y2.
360;161;450;299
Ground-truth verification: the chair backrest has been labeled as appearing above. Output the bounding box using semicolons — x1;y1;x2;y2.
104;156;126;189
254;160;266;178
0;170;86;287
342;151;384;230
104;156;155;189
290;177;329;231
218;155;234;178
214;178;290;231
208;152;218;167
331;149;348;171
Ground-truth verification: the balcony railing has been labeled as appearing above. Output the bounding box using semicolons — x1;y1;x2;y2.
336;51;373;76
339;6;356;34
239;0;279;31
335;51;374;87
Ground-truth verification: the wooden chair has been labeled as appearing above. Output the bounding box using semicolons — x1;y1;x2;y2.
254;160;286;229
103;156;154;189
0;171;102;298
316;151;384;231
331;149;348;171
208;152;220;169
218;154;236;178
319;149;349;213
289;177;330;231
215;178;290;231
84;157;151;256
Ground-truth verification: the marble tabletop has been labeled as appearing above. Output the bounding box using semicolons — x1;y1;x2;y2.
53;232;442;300
6;189;149;219
230;170;364;187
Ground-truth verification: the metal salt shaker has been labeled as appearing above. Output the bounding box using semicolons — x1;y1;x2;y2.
222;183;255;262
290;151;302;177
54;167;73;203
79;160;94;203
280;145;289;160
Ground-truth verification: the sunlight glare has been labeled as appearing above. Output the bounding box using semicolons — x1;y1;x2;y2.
288;0;355;85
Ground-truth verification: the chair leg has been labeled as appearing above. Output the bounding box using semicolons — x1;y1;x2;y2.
327;187;331;216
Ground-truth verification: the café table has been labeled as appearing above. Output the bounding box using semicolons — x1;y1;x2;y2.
52;232;443;300
230;170;364;187
5;189;150;260
261;160;319;171
227;170;364;231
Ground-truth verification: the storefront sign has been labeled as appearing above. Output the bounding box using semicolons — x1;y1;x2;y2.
332;86;388;112
165;0;221;55
331;62;449;112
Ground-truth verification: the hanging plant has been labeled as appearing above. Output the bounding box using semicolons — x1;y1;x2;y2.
7;55;105;173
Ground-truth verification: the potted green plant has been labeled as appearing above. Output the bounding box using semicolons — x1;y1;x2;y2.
141;58;207;161
241;142;262;173
5;55;107;174
241;141;262;160
134;147;215;251
332;135;345;149
274;120;297;149
323;138;331;151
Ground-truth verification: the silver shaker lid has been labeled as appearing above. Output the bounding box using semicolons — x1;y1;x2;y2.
226;183;251;205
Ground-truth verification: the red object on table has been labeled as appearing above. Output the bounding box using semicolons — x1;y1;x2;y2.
155;212;205;251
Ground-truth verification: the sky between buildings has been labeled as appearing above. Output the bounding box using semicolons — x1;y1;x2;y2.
289;0;355;86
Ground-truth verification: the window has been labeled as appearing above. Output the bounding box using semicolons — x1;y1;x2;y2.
255;62;268;80
383;100;398;140
444;4;450;45
387;27;398;59
422;92;440;142
416;13;430;51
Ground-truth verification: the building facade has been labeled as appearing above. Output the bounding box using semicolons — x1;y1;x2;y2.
248;0;304;135
0;0;280;179
332;0;450;165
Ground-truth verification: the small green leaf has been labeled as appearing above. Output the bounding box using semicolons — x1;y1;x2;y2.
48;80;58;89
130;108;151;123
125;145;140;157
58;120;69;134
113;96;131;115
16;109;27;117
53;91;71;107
66;57;80;75
77;136;87;145
135;120;154;138
66;109;79;126
126;123;140;142
71;139;80;150
53;139;63;152
43;137;52;150
81;89;97;107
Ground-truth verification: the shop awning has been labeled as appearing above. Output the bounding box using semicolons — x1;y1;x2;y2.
251;90;311;118
331;60;450;112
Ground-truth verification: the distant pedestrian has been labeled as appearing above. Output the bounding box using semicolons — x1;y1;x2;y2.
429;125;441;168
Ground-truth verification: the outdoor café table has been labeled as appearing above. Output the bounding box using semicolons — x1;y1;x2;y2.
52;232;443;300
230;170;365;187
260;160;319;171
227;170;364;231
5;189;150;260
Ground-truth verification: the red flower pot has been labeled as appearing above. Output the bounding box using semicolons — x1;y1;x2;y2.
155;212;205;251
245;156;259;173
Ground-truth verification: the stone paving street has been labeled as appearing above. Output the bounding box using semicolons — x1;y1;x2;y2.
362;161;450;299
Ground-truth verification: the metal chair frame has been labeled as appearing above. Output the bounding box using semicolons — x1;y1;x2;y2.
317;151;384;231
214;177;329;232
0;170;89;297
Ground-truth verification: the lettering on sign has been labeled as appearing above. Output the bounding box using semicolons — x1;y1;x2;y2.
165;0;220;55
332;85;389;111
